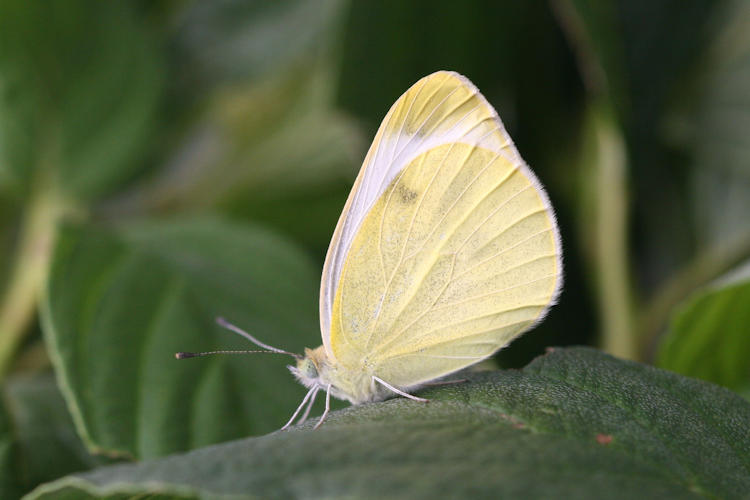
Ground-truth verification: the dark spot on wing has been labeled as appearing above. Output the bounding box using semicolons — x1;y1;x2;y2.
396;184;418;204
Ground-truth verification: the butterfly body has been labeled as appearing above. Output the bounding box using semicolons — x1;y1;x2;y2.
290;346;391;404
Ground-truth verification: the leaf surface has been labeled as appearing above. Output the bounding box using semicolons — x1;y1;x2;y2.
28;348;750;499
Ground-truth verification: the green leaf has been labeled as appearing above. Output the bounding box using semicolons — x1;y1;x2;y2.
0;0;163;200
42;217;320;459
0;373;106;499
27;348;750;499
657;262;750;394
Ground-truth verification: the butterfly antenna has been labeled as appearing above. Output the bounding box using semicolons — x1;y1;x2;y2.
175;350;287;360
215;317;302;359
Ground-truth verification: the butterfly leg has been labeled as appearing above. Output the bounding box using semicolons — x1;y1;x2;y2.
313;384;332;430
281;385;318;430
297;386;320;425
373;375;429;402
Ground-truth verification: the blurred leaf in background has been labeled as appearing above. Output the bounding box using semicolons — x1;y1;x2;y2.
0;0;360;373
680;0;750;276
43;217;320;459
652;1;750;400
640;1;750;377
0;0;165;378
106;0;363;252
552;0;750;388
0;373;107;499
0;1;163;200
658;261;750;399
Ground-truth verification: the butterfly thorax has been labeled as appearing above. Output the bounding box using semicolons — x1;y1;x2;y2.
288;346;390;404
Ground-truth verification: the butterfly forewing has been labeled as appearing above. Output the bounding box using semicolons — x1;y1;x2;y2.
320;72;561;387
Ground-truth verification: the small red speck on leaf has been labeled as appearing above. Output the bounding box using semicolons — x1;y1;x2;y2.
596;433;613;445
545;347;556;354
498;413;526;429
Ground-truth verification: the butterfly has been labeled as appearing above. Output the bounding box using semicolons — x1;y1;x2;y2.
178;71;562;429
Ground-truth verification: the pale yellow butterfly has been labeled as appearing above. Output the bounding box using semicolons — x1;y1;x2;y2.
178;71;562;429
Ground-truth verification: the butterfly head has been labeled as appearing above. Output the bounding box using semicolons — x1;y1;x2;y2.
289;347;326;389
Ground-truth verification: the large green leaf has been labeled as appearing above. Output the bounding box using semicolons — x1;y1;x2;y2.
0;373;106;499
0;0;163;200
658;262;750;396
42;217;320;459
26;348;750;499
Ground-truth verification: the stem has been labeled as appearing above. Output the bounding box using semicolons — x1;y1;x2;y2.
586;104;636;359
0;179;67;377
553;1;636;359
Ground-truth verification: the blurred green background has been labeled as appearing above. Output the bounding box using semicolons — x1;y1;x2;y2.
2;0;750;496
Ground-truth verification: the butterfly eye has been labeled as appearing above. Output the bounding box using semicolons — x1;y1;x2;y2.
298;358;318;379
